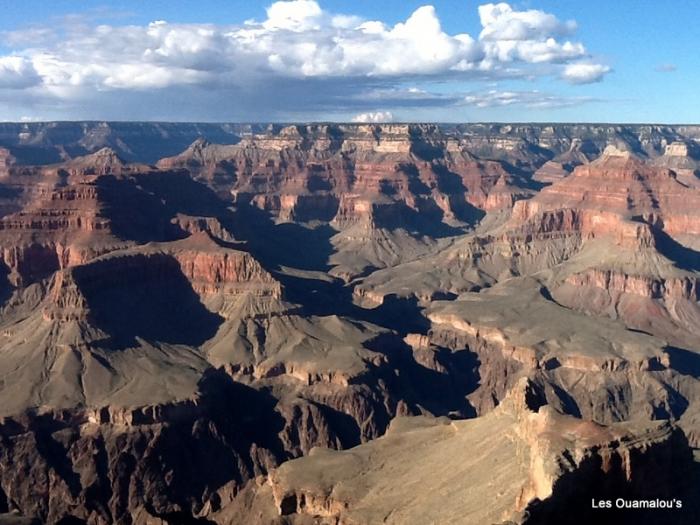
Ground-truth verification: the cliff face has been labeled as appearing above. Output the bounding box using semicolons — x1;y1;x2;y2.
0;148;13;179
512;147;700;242
0;123;700;524
216;379;697;525
4;121;700;165
357;141;700;336
159;124;532;230
0;175;115;287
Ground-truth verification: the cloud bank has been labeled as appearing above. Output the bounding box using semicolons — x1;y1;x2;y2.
352;111;394;123
0;1;610;120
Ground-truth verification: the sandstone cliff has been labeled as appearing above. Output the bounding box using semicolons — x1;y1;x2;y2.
215;379;697;524
0;124;699;524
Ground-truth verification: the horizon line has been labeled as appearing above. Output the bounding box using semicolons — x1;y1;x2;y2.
2;120;700;127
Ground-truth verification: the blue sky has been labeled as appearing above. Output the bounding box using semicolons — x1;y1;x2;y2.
0;0;697;123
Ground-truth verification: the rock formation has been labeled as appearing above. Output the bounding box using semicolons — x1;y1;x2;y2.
215;379;697;525
0;124;699;524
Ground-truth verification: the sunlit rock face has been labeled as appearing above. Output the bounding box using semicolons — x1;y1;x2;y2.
0;123;700;524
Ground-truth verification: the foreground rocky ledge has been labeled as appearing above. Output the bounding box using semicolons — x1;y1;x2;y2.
216;379;698;525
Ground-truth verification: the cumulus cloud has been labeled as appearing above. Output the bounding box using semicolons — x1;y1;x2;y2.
263;0;323;31
478;3;584;65
351;111;393;123
0;1;611;119
478;3;576;41
561;63;611;84
0;57;41;89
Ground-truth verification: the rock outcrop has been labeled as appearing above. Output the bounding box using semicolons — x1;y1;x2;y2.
215;379;697;525
0;124;699;524
512;147;700;242
159;125;532;226
0;148;14;179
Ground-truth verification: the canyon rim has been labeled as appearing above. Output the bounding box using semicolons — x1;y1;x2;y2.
1;1;700;524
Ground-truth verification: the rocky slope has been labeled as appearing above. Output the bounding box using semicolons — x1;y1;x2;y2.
158;125;534;280
221;379;698;525
0;123;699;523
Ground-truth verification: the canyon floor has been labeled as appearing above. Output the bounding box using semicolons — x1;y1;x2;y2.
0;122;699;524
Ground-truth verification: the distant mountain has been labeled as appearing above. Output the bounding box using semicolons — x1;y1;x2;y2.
1;121;700;166
0;121;250;164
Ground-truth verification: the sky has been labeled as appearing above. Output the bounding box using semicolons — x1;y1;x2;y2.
0;0;697;123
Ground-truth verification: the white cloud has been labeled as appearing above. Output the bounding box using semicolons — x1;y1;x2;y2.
19;115;45;122
263;0;323;31
462;89;597;109
482;38;585;64
478;3;576;41
235;3;484;78
351;111;393;123
478;3;584;65
0;1;610;119
561;63;611;84
0;56;41;89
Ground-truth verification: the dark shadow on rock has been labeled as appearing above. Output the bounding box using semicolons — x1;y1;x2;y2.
307;401;362;449
549;382;582;418
99;168;248;244
82;435;112;522
0;262;13;307
652;229;700;272
397;163;431;195
97;175;188;243
371;201;465;238
424;347;480;418
55;518;87;525
653;386;689;420
430;164;467;194
0;183;22;209
364;335;479;419
197;369;288;458
523;428;700;525
131;170;232;218
378;179;398;196
369;294;431;336
9;145;64;165
29;417;82;498
137;371;288;521
73;254;223;349
429;164;487;226
409;140;443;162
272;270;431;336
307;174;332;192
0;488;7;514
232;204;337;272
12;244;61;286
666;346;700;378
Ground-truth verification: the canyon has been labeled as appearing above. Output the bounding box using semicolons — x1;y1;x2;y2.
0;122;699;524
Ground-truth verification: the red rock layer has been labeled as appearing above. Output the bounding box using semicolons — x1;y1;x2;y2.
170;240;282;298
511;151;700;247
159;125;532;227
0;147;14;178
0;173;118;285
563;269;700;302
0;150;186;286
